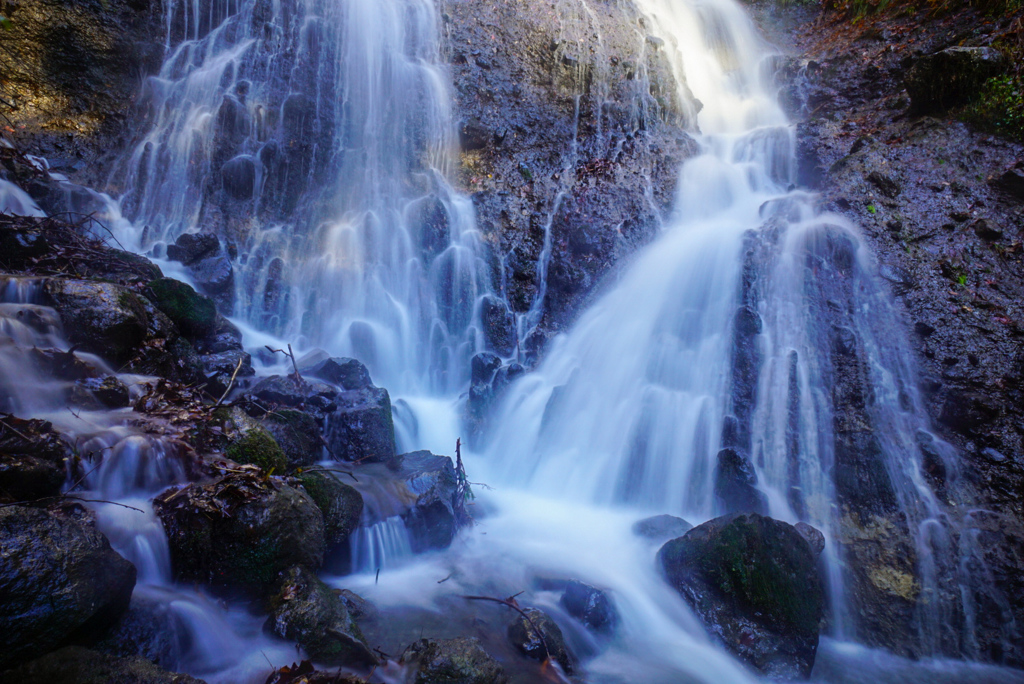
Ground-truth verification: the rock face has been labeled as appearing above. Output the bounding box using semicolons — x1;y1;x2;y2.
0;505;137;670
1;646;206;684
153;472;325;596
44;279;149;364
262;409;323;468
905;47;1005;114
713;447;768;515
443;0;697;341
264;566;377;667
401;637;508;684
659;514;824;678
507;607;575;674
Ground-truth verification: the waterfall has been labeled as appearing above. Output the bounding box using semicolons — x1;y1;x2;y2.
112;0;491;393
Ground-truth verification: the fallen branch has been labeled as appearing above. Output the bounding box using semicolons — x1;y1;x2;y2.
214;356;245;408
462;593;551;660
265;344;304;386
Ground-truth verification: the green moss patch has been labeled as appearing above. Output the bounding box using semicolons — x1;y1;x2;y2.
145;278;217;340
226;427;287;474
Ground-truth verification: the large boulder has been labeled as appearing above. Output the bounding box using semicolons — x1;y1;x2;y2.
905;47;1006;114
0;505;137;670
43;279;149;364
507;607;575;674
0;416;69;503
658;513;825;679
297;471;363;549
324;386;396;463
225;425;287;473
0;646;206;684
153;472;325;596
166;233;219;265
401;637;508;684
264;566;377;667
303;356;373;391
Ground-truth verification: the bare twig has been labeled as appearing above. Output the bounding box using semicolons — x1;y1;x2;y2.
264;344;304;386
462;593;551;659
0;417;31;442
214;356;245;408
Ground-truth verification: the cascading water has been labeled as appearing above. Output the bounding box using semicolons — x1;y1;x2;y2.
5;0;1024;681
112;0;491;393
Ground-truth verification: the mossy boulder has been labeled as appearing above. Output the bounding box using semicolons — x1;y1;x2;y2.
153;472;325;597
297;471;363;549
263;409;322;467
401;637;508;684
0;505;137;670
658;513;824;678
1;646;206;684
144;278;217;340
0;417;69;503
226;426;287;473
264;566;377;667
323;386;396;463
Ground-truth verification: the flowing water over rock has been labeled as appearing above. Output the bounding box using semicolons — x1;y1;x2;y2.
4;0;1024;682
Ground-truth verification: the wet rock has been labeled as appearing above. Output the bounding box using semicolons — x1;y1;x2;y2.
92;590;180;667
905;47;1005;114
324;386;396;463
44;279;149;364
166;233;219;265
795;522;826;557
507;607;575;674
199;314;245;354
480;295;516;357
153;471;325;596
296;471;363;549
866;170;900;198
658;513;824;678
398;450;461;552
303;356;373;391
221;155;257;201
471;351;502;386
190;253;234;296
401;637;508;684
337;589;376;620
0;646;206;684
145;278;218;340
971;218;1003;241
0;416;69;502
263;409;322;468
0;505;137;670
264;566;377;667
560;580;617;634
200;349;255;398
409;195;451;259
990;167;1024;202
713;447;768;515
249;375;339;417
225;424;287;473
632;514;694;542
70;376;131;410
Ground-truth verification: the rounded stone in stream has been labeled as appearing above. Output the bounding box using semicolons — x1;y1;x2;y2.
658;512;825;679
70;376;131;410
324;386;396;463
297;471;363;549
225;425;287;473
1;646;207;684
264;566;377;668
401;637;508;684
0;505;137;670
189;253;234;296
153;471;325;597
221;155;257;201
304;356;373;390
507;607;575;674
632;514;694;542
166;233;219;266
560;580;617;634
249;375;339;417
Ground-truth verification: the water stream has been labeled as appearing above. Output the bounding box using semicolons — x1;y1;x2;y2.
3;0;1023;681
